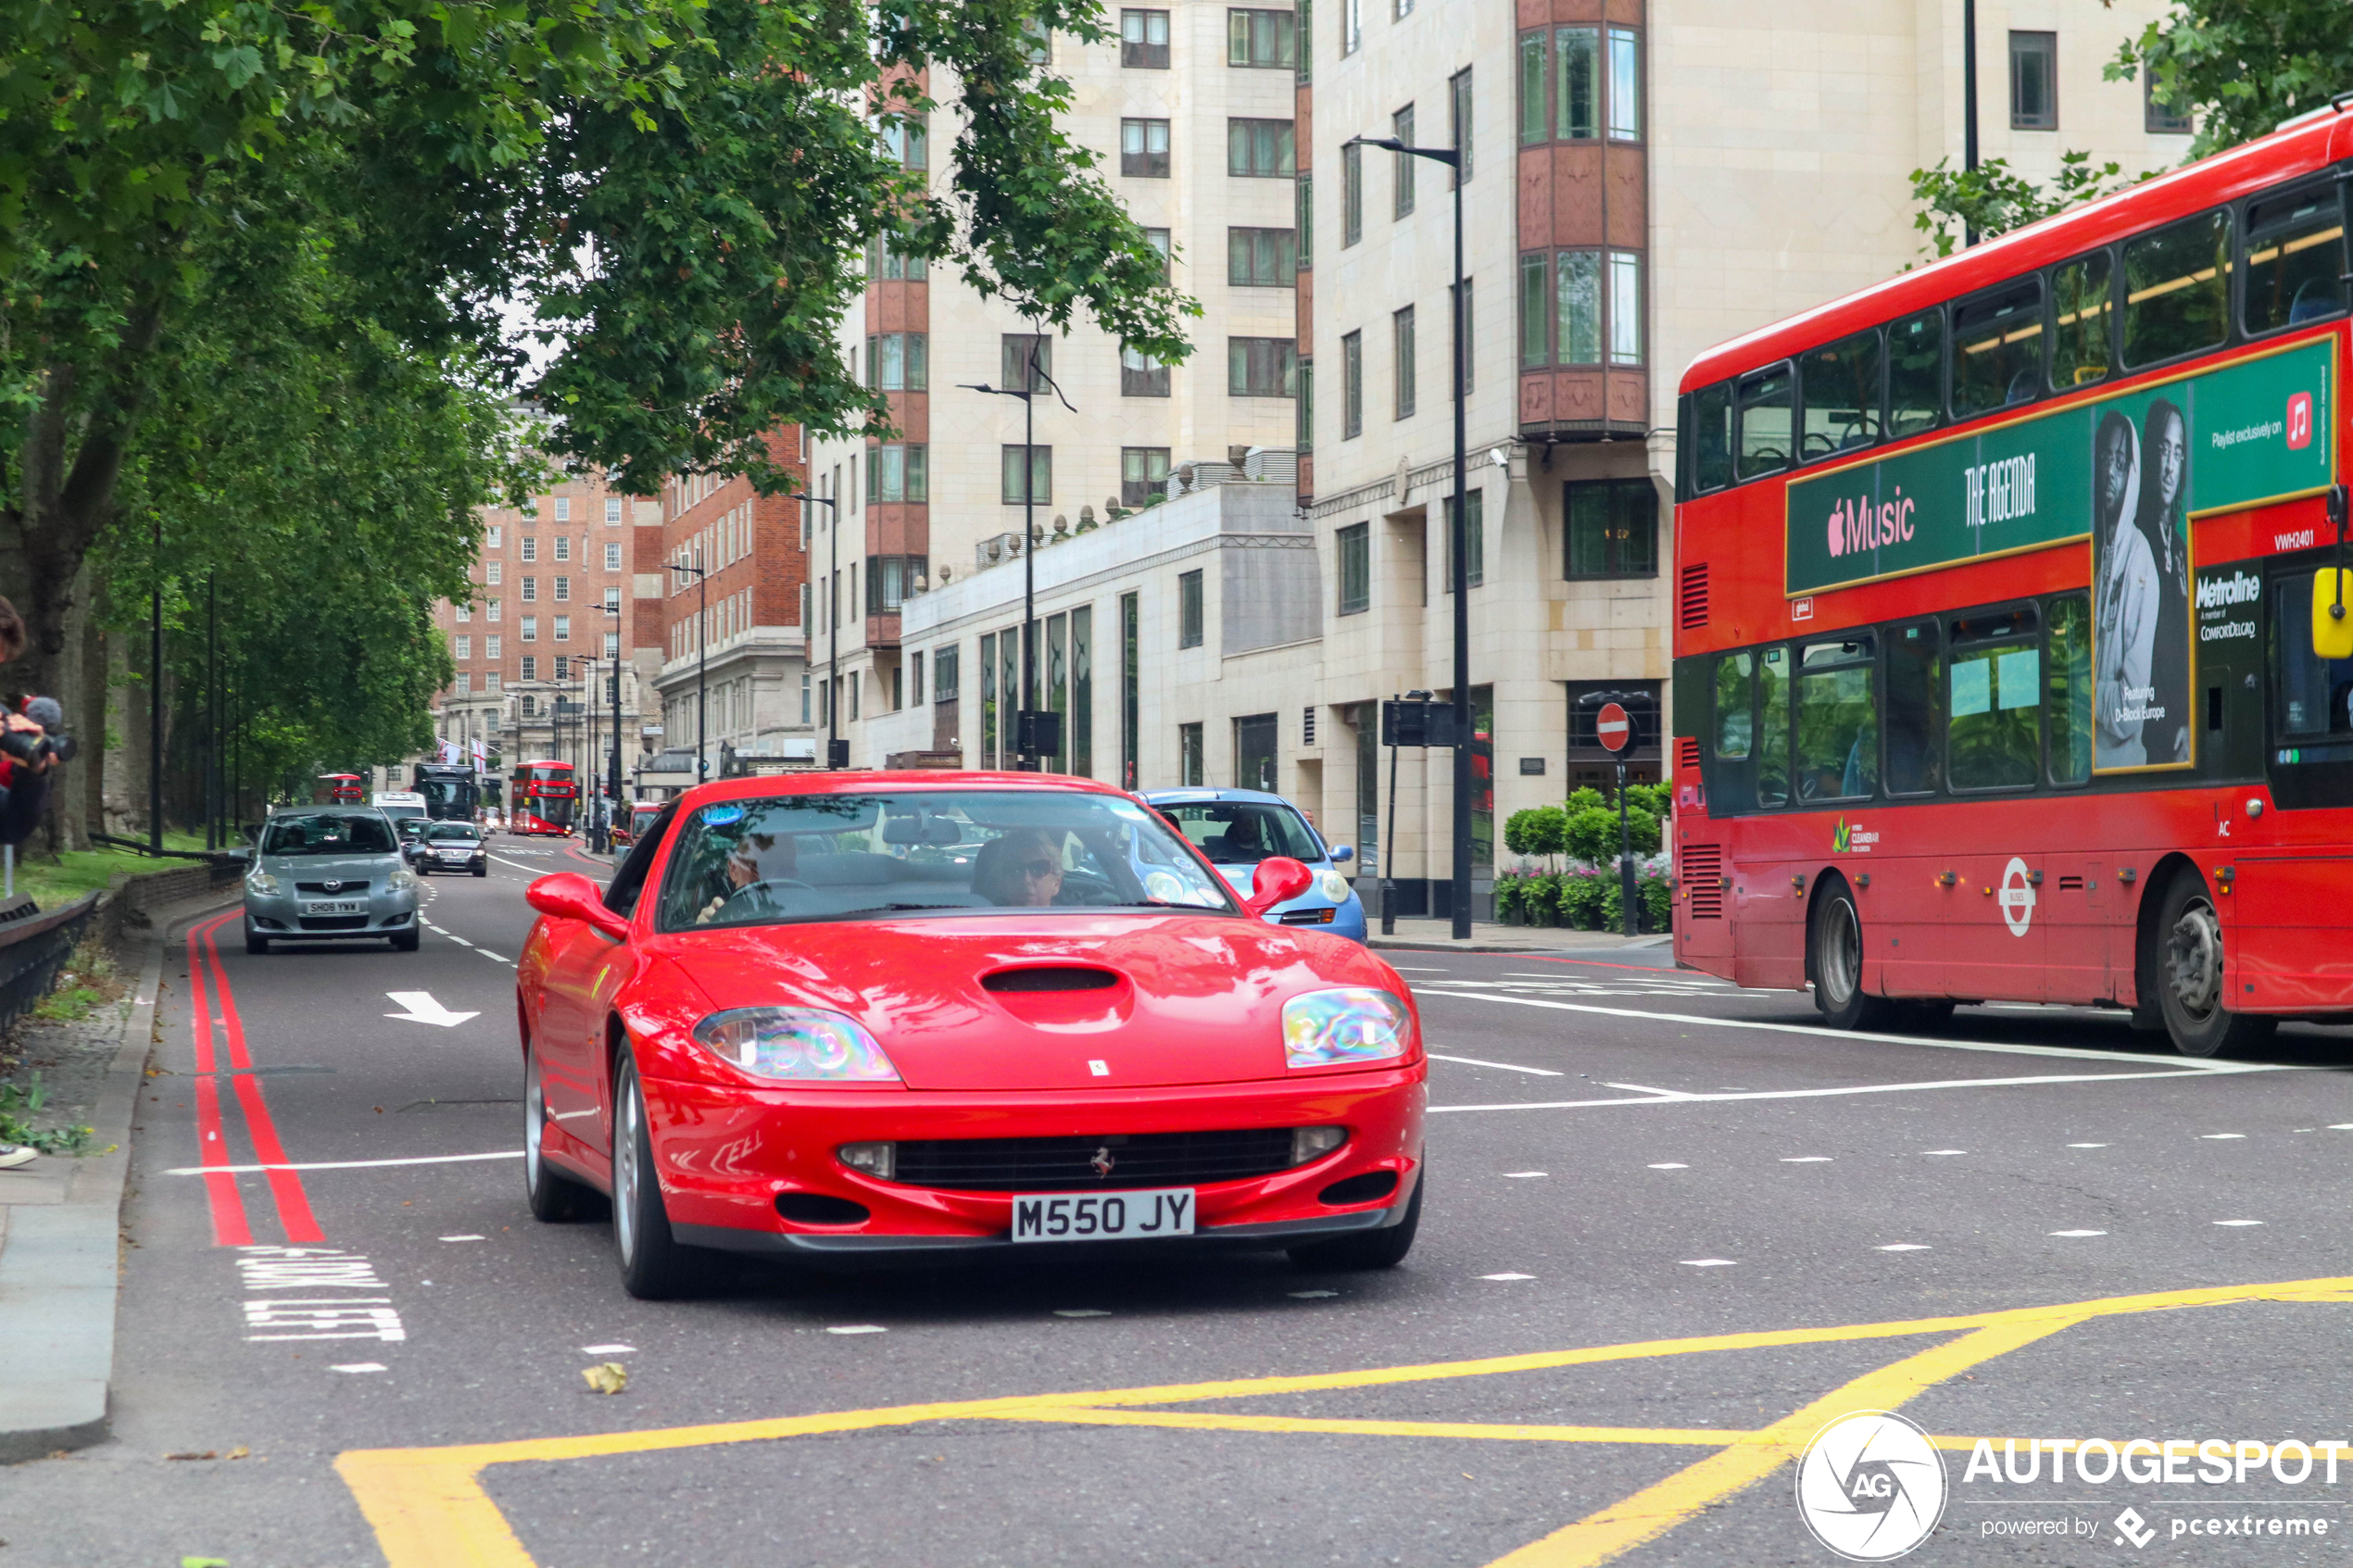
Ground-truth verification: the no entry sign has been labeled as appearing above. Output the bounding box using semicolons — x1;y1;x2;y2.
1595;701;1632;754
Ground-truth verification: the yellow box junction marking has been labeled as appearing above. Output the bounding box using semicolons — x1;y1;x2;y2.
335;1273;2353;1568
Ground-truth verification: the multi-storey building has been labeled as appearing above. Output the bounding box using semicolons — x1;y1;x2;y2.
801;5;1304;759
650;432;818;780
428;472;666;803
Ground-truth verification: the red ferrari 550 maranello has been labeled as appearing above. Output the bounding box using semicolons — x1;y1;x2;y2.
517;771;1428;1298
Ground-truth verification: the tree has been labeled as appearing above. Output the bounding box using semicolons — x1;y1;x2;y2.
2106;0;2353;157
1909;152;2135;258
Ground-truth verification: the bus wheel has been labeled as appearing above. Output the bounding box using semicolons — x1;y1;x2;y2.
1807;879;1897;1030
2153;871;2275;1059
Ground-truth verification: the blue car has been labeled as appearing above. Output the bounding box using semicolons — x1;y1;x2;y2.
1139;787;1367;943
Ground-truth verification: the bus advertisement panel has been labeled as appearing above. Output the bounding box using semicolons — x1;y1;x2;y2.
509;761;578;834
1671;108;2353;1060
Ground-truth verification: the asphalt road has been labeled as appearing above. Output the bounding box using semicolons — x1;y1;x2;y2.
6;847;2353;1567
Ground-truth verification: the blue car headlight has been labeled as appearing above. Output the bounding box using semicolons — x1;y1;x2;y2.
691;1008;902;1084
1281;987;1411;1069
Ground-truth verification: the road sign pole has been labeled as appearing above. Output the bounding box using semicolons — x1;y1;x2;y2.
1618;757;1637;937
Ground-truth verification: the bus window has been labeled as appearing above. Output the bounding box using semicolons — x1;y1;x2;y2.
1757;646;1791;806
2046;593;2093;784
2244;183;2346;335
2123;208;2230;368
1735;366;1792;481
1798;330;1882;460
1692;383;1734;491
1952;279;2045;419
1714;652;1754;759
1948;608;2041;790
2274;577;2353;741
1884;621;1941;796
2049;253;2114;388
1796;638;1878;801
1887;308;1944;437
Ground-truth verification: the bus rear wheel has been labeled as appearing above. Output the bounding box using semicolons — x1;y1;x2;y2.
2151;871;2276;1059
1807;878;1898;1031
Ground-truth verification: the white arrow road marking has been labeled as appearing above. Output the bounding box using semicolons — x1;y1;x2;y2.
384;991;480;1027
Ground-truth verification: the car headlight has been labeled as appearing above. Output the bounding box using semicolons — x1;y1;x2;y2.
1319;871;1351;902
1281;987;1411;1069
388;864;419;891
245;870;282;897
691;1007;902;1084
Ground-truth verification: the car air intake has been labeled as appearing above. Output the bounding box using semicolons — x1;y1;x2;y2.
891;1129;1295;1191
774;1192;871;1225
981;966;1121;993
1317;1172;1398;1206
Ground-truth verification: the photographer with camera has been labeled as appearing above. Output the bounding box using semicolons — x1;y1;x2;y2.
0;598;64;1172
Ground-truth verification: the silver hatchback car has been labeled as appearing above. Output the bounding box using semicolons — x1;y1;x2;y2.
242;808;422;955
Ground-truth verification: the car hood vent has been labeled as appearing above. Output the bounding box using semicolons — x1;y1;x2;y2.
982;965;1121;994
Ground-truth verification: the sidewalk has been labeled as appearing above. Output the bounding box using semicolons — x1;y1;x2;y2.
1367;919;1671;956
0;886;238;1462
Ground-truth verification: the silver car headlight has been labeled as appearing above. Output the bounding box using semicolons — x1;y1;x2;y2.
692;1008;902;1084
1281;987;1411;1069
388;864;419;892
1319;871;1351;902
245;870;283;897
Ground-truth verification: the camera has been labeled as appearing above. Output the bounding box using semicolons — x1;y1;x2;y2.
0;696;75;764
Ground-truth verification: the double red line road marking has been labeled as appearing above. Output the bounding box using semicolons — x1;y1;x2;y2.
184;910;323;1247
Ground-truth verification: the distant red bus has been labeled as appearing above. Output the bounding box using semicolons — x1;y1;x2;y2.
509;760;578;835
313;772;364;806
1671;107;2353;1059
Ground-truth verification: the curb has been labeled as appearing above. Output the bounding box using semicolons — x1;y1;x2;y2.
0;889;240;1464
1368;933;1673;956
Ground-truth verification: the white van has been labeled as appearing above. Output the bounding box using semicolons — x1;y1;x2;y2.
371;790;428;823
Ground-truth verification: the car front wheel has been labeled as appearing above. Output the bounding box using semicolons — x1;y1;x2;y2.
612;1056;699;1298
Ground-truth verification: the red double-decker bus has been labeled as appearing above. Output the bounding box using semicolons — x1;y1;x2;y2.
312;772;364;806
1671;107;2353;1058
509;760;578;835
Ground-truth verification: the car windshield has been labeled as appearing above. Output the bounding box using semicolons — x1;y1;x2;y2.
427;823;480;843
656;790;1236;931
1153;800;1323;863
262;814;396;856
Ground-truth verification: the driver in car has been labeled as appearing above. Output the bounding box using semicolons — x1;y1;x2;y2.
694;833;799;923
971;828;1066;907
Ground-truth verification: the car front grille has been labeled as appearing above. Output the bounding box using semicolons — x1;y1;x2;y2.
888;1129;1299;1192
296;881;372;895
297;915;371;932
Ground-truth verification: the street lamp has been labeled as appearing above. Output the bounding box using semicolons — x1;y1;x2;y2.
1345;132;1473;940
579;655;598;843
666;556;711;783
797;492;842;766
598;601;623;844
961;342;1075;771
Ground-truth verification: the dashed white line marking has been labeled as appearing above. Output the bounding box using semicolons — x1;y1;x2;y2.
1877;1244;1932;1252
476;950;511;964
582;1344;636;1355
2213;1219;2266;1226
1288;1289;1339;1299
1053;1309;1112;1318
2331;1124;2353;1131
2049;1230;2108;1237
332;1363;388;1374
1922;1149;1968;1156
1503;1171;1548;1179
438;1235;485;1243
1648;1162;1689;1170
1429;1053;1564;1076
2066;1143;2108;1148
1680;1259;1737;1268
1602;1082;1698;1099
1780;1157;1833;1163
825;1324;887;1336
2200;1133;2246;1140
1478;1273;1535;1281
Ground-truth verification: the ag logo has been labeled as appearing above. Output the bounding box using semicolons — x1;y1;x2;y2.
1794;1410;1948;1562
1998;857;2036;937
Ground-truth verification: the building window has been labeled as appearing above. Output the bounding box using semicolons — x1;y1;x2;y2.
1392;105;1416;217
1336;522;1370;615
554;614;571;640
554;535;572;561
1001;445;1052;505
866;443;929;502
1072;605;1097;775
521;659;537;683
1297;357;1314;453
455;635;472;659
1121;346;1171;396
555;655;571;680
486;599;501;622
934;645;959;702
1341;0;1360;55
877;115;928;169
1121;447;1172;508
1228;227;1298;286
1145;227;1172;281
484;671;500;693
521;615;538;643
453;671;471;696
520;536;537;562
2010;31;2057;129
1121;118;1171;177
1296;174;1313;268
486;560;503;585
1000;334;1052;392
1228;337;1298;397
1341;139;1362;246
554;497;572;521
865;235;927;281
604;632;619;659
604;542;622;571
865;556;916;614
1443;491;1484;589
486;525;502;549
604;584;621;609
1118;592;1140;788
1340;330;1363;438
455;602;471;623
1121;8;1170;68
2145;71;2193;133
1227;119;1296;178
1609;250;1642;365
485;635;502;659
1564;478;1658;578
1179;721;1204;785
1558;250;1600;363
605;497;623;524
554;576;571;601
865;332;929;391
1227;8;1296;68
1449;68;1473;182
1393;305;1416;419
522;576;538;601
1606;27;1641;140
1178;569;1204;648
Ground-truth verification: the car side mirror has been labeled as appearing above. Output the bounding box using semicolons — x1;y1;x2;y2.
1242;856;1315;918
527;872;630;940
1329;845;1353;864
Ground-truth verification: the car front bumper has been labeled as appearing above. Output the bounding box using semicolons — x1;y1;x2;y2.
243;884;420;938
630;1065;1427;1262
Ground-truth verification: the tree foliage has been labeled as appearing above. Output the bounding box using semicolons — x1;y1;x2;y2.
2105;0;2353;158
1909;152;2137;258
